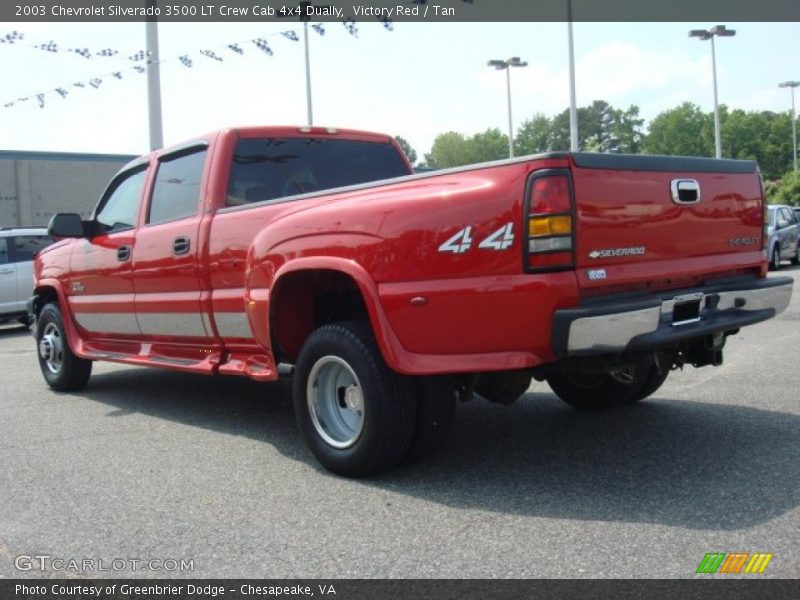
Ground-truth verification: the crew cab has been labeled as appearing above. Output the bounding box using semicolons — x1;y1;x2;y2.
30;126;793;476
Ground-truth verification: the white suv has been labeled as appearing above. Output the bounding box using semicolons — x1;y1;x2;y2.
0;228;52;325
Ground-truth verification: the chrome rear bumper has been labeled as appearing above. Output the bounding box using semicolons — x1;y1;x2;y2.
552;277;793;357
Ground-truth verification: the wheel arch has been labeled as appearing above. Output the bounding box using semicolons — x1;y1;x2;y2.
267;258;402;369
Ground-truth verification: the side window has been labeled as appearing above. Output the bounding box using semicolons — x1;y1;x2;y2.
785;208;797;225
0;239;8;265
96;168;147;232
11;236;53;263
148;149;206;225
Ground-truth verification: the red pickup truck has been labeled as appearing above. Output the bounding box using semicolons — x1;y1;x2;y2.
30;126;792;476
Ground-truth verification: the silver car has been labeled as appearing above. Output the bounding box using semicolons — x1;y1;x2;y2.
767;205;800;271
0;228;52;326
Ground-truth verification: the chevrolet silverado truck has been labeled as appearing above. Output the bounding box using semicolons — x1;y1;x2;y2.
30;126;793;476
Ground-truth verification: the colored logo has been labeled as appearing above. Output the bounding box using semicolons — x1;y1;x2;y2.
696;552;773;574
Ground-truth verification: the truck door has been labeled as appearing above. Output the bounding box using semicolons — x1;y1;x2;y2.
68;166;147;336
131;145;214;343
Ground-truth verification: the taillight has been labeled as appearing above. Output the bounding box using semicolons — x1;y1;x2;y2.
763;205;769;251
525;171;575;271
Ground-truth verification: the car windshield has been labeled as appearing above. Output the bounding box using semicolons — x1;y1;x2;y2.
768;207;777;227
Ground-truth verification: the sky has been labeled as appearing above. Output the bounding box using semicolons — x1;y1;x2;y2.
0;20;798;160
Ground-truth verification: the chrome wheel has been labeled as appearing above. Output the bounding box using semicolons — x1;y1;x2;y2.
306;355;365;449
39;322;64;374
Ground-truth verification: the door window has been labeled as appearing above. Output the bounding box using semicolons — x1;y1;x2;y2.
148;149;207;225
0;239;8;264
95;168;147;232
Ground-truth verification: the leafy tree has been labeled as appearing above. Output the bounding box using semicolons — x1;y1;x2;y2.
423;131;473;168
470;128;509;163
424;129;509;168
643;102;714;157
514;113;552;155
529;100;644;153
772;169;800;206
394;136;417;165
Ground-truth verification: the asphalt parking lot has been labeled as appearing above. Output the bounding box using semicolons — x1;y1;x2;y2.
1;269;799;579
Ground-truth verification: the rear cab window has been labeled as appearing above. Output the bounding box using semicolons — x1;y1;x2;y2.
226;137;411;207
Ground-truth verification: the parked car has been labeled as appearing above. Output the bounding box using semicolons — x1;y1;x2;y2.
766;205;800;270
0;227;52;326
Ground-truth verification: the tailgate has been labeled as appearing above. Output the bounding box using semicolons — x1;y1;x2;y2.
569;153;765;294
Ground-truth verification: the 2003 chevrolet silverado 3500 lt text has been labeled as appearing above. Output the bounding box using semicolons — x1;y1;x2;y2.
29;126;793;476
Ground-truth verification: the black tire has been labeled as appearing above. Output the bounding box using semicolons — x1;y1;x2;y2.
770;246;781;271
633;363;671;402
36;303;92;391
546;360;651;411
292;321;416;477
402;376;457;464
791;243;800;266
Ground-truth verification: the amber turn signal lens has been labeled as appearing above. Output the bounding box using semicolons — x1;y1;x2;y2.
528;215;572;237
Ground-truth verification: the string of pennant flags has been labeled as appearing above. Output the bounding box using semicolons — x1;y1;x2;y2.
0;18;392;110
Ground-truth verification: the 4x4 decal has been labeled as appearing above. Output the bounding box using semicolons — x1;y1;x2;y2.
438;223;515;254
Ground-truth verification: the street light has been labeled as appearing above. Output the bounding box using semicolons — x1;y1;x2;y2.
487;56;528;158
566;0;578;152
779;80;799;172
689;25;736;159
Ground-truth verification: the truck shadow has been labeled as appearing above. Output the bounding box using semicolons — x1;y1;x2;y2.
83;368;799;531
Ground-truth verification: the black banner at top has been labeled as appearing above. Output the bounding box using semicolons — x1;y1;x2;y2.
3;0;800;22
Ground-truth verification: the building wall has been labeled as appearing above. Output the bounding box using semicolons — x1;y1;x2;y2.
0;151;137;227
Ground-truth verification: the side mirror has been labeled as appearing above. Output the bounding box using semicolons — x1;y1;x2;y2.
777;218;790;230
47;213;86;238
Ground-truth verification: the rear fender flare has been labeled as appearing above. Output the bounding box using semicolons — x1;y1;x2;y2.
252;257;405;371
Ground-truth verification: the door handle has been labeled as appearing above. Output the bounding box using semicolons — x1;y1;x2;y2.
117;245;131;262
173;236;191;256
0;268;14;275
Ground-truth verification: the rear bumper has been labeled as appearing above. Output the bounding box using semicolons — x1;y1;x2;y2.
552;277;793;358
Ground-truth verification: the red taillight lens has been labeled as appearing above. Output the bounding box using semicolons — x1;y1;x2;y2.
526;172;574;272
531;175;571;214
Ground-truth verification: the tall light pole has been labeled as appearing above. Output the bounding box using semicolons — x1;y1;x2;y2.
488;57;527;158
567;0;578;151
278;1;315;126
779;80;799;171
689;25;736;159
145;2;163;151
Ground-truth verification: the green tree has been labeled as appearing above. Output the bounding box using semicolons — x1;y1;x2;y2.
546;100;643;153
423;131;474;168
721;109;792;180
394;136;417;165
424;129;509;168
772;169;800;206
642;102;714;157
470;128;509;163
514;114;552;155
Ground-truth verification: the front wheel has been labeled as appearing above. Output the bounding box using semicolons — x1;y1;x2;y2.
36;303;92;391
293;322;416;477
